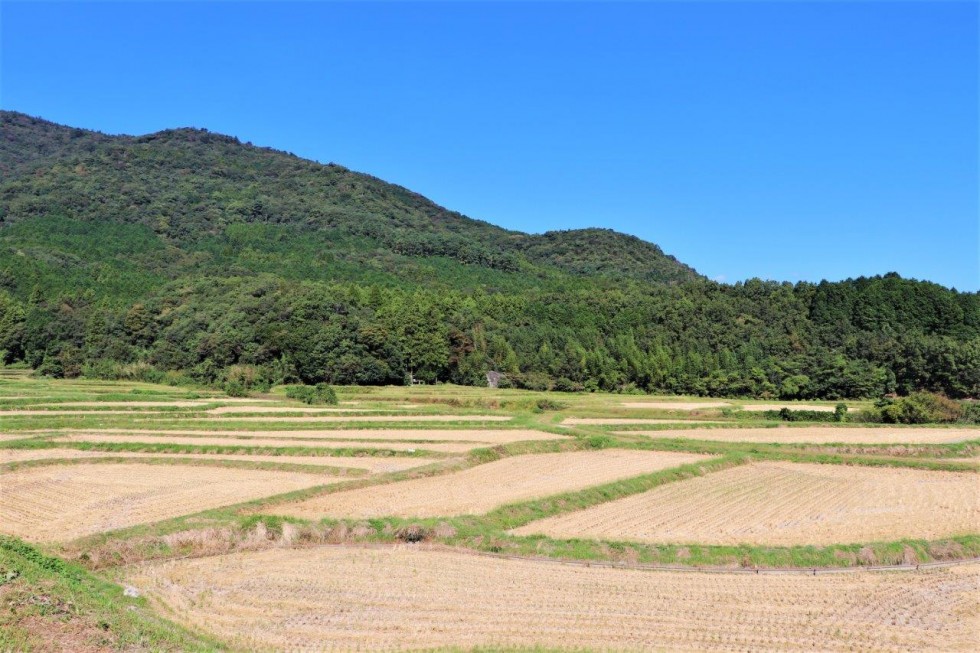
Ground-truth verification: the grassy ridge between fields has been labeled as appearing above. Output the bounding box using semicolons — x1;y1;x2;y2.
0;536;222;652
48;445;979;573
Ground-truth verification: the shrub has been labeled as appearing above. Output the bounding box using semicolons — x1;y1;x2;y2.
879;392;963;424
960;402;980;424
552;377;584;393
223;379;248;397
285;383;338;405
394;524;429;543
534;398;567;412
766;408;840;423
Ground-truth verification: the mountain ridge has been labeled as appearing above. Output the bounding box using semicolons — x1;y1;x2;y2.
0;110;700;286
0;110;976;399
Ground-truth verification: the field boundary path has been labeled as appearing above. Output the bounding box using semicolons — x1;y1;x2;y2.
143;540;980;576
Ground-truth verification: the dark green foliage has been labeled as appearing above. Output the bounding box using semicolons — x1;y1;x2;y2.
766;408;845;423
961;402;980;424
1;111;978;399
285;383;339;405
876;392;965;424
534;398;567;412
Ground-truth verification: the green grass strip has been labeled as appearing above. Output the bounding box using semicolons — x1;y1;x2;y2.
0;536;223;652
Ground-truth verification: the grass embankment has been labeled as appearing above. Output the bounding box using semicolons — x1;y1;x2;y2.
55;447;980;572
0;536;222;652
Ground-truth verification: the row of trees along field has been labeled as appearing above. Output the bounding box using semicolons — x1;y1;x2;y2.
1;273;977;399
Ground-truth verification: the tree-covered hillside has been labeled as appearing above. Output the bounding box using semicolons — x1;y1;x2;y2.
1;111;977;398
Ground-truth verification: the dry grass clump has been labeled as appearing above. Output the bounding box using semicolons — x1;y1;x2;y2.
126;547;980;652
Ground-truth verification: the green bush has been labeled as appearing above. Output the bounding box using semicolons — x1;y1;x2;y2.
285;383;338;405
766;408;841;423
223;379;248;397
552;377;584;393
960;402;980;424
534;398;567;412
879;393;963;424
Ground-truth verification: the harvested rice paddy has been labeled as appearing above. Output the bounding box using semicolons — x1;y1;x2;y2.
512;461;980;546
0;463;327;542
0;448;442;472
50;433;480;453
46;427;563;443
740;404;838;412
616;426;980;444
193;414;513;423
270;449;709;519
128;547;980;652
564;417;725;425
620;401;731;410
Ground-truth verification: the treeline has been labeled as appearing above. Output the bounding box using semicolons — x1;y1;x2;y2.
0;111;977;399
2;273;977;399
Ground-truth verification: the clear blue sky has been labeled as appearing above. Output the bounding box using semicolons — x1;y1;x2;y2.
2;1;977;290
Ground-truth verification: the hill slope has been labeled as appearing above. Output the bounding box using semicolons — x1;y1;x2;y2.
0;111;699;292
0;111;977;398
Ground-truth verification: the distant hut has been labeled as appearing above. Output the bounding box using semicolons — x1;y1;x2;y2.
486;371;503;389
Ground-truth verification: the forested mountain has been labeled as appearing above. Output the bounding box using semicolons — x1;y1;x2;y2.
1;111;977;398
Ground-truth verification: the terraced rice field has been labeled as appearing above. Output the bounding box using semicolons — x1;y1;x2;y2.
128;547;980;652
512;462;980;546
619;401;731;410
48;427;563;444
50;434;487;453
616;426;979;444
205;405;380;414
270;450;709;519
0;463;327;542
188;414;514;423
0;434;32;441
740;404;838;412
1;409;181;416
0;448;442;472
564;417;727;425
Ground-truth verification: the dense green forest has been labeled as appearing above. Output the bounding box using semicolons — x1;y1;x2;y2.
1;111;977;398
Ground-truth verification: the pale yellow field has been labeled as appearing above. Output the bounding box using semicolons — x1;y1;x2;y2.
128;547;980;652
0;448;442;473
740;404;838;412
564;417;725;425
947;457;980;467
0;409;178;416
29;401;214;408
0;434;33;441
512;462;979;546
616;426;979;444
193;414;513;423
50;427;564;443
51;434;479;453
270;450;709;519
0;463;328;542
205;405;380;414
620;401;731;410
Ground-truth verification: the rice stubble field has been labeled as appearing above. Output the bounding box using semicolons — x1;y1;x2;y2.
127;546;980;652
512;461;980;546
